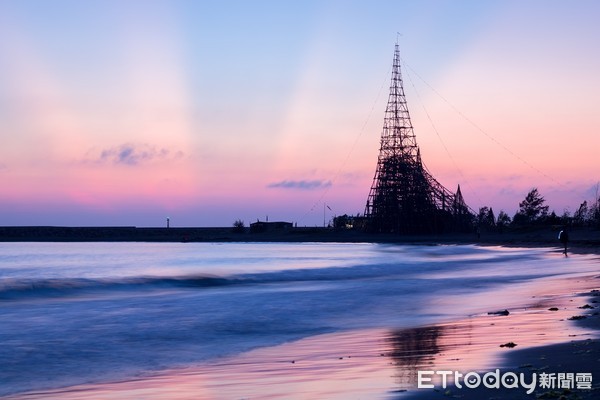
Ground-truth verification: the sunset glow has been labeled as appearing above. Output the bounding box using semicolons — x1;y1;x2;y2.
1;0;598;226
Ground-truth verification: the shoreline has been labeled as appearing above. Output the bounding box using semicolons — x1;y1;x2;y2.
0;225;599;252
402;288;600;400
4;253;599;399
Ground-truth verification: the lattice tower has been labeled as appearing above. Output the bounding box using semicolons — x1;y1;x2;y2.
364;44;473;233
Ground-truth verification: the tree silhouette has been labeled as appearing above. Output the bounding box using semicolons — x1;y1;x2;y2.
496;210;511;232
232;219;245;233
515;188;549;225
477;207;496;231
573;201;589;226
592;196;600;227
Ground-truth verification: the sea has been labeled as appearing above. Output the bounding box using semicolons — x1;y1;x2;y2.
0;241;597;397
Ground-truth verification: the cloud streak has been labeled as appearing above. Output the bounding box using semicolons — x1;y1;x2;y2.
85;143;184;166
267;179;332;190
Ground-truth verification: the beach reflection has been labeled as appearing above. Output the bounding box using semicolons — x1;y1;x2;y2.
388;326;443;386
384;280;598;393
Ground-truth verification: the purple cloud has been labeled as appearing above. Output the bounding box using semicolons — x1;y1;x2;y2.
267;179;332;190
87;143;183;166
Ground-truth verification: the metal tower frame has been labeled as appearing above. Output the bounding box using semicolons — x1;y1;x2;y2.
364;44;473;234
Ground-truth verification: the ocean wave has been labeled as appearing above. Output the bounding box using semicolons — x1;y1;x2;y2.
0;244;567;303
0;275;239;300
0;266;398;301
0;252;549;302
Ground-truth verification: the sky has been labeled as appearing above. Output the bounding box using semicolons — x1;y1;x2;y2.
0;0;598;227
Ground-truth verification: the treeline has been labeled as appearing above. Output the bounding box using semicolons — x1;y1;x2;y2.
331;187;600;233
477;187;600;232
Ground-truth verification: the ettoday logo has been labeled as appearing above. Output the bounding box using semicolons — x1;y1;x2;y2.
418;370;593;394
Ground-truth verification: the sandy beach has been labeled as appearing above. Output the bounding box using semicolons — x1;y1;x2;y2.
403;287;600;400
4;247;598;400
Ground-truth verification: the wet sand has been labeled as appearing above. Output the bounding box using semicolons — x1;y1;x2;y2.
403;288;600;400
4;266;599;399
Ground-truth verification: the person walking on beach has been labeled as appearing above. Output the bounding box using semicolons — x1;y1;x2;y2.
558;228;569;256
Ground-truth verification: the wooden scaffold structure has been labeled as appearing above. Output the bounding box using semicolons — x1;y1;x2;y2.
364;44;474;234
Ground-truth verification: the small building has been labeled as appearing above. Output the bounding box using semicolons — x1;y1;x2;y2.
333;214;367;230
250;221;293;233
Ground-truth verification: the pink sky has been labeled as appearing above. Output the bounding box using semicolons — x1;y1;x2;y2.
0;1;598;226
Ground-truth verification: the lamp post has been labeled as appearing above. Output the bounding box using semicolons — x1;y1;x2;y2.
323;204;332;228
